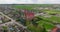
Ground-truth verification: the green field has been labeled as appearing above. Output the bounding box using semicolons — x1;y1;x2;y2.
13;4;60;32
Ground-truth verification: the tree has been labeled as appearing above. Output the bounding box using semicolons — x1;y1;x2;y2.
2;26;8;32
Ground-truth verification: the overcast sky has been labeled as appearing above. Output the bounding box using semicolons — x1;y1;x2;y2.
0;0;60;4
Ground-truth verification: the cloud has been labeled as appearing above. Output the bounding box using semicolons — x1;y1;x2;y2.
0;0;17;4
0;0;60;4
37;0;60;4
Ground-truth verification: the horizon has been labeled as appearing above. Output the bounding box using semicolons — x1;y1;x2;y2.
0;0;60;4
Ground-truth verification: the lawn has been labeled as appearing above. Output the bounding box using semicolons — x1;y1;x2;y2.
12;4;60;32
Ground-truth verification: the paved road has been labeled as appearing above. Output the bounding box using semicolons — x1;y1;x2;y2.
0;12;14;21
0;12;26;28
0;21;14;26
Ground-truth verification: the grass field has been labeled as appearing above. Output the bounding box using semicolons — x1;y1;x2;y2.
13;4;60;32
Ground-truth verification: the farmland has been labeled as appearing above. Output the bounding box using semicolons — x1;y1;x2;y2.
0;4;60;32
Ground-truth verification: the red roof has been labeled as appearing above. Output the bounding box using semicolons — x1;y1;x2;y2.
51;27;60;32
24;10;34;20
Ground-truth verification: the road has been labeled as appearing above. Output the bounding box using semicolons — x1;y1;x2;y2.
0;12;14;21
0;12;26;28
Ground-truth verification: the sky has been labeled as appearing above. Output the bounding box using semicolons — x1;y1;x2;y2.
0;0;60;4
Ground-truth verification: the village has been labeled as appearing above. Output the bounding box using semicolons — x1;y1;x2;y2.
0;4;60;32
